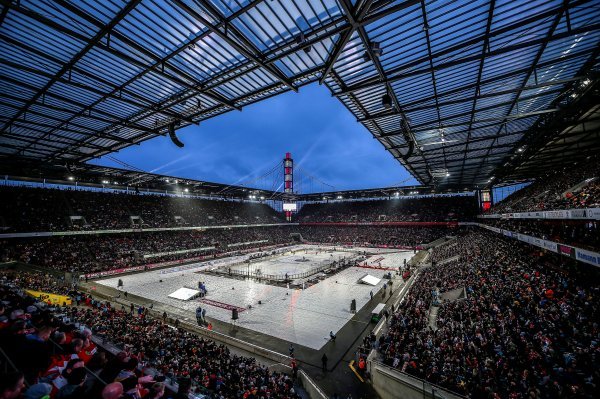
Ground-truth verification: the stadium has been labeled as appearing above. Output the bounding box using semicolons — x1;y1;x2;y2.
0;1;599;399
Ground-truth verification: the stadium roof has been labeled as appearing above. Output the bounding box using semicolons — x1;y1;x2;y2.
0;156;280;199
0;0;599;190
495;80;600;183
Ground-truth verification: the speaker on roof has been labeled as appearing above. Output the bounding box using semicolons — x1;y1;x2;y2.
232;308;239;320
168;122;184;148
382;94;392;109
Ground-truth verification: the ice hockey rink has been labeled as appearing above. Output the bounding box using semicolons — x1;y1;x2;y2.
226;246;358;278
96;245;416;350
361;251;416;269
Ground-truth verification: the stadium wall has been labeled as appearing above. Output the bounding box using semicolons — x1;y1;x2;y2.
461;223;600;267
0;222;297;238
370;361;465;399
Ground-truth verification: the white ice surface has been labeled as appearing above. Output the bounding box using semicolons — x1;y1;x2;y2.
228;248;355;277
363;251;416;268
360;275;381;286
96;245;411;350
168;287;200;300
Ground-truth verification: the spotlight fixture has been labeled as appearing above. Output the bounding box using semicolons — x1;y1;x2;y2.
68;176;74;181
382;93;392;109
296;32;311;53
370;41;382;58
446;172;450;177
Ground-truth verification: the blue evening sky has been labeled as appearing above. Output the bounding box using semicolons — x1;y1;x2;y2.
89;83;417;193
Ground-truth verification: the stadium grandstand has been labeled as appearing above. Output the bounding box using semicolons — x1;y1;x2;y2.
0;1;599;399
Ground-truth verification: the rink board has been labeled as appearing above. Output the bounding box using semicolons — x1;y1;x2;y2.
97;245;415;349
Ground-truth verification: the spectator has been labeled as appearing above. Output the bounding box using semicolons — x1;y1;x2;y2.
101;382;123;399
0;372;25;399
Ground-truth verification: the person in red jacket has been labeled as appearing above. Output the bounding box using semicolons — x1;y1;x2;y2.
358;356;366;376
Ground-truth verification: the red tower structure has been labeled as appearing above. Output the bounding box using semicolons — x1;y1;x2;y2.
283;152;294;221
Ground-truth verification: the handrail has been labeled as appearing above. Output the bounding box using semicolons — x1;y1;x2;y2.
370;360;467;399
297;370;328;399
0;347;30;388
78;289;293;366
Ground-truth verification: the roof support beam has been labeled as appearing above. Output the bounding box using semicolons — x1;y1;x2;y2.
363;86;564;123
0;5;197;125
1;133;99;155
0;92;147;131
0;102;112;135
0;59;169;123
0;76;133;126
0;143;55;157
360;0;421;25
0;33;197;133
468;9;565;184
417;0;448;172
52;0;240;113
342;0;427;179
318;0;376;85
2;129;105;151
410;108;560;134
391;129;524;152
363;83;559;129
319;27;355;85
335;4;595;95
78;64;327;162
172;0;296;92
0;0;144;150
405;84;569;114
408;144;516;164
458;0;496;183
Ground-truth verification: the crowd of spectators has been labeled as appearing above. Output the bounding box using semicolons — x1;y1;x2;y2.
1;270;74;297
481;219;600;251
0;186;479;234
428;239;467;264
378;231;599;398
492;158;600;213
296;196;476;223
298;226;449;247
0;186;283;233
1;224;450;274
0;227;296;274
0;270;299;399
